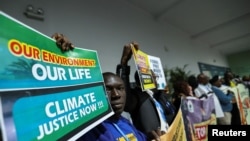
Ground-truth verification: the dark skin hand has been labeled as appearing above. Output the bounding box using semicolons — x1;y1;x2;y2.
149;128;163;141
51;33;74;52
120;41;139;65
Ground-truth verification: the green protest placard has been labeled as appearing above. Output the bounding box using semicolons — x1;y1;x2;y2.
0;11;113;141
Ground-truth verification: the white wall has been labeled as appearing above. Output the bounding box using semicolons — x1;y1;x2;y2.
0;0;228;81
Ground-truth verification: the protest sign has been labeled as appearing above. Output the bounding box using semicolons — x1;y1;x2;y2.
0;11;113;141
164;108;187;141
231;84;250;125
131;45;156;90
181;95;217;141
148;55;167;90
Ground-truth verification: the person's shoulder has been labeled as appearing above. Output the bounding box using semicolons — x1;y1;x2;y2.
194;85;202;94
119;116;133;124
77;123;106;141
195;84;203;90
211;86;218;91
211;86;224;93
77;123;117;141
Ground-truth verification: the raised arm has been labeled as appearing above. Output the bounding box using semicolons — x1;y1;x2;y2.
116;42;139;113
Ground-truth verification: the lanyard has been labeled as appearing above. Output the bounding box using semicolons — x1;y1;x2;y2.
112;123;133;141
150;97;169;131
166;101;175;114
146;90;169;131
152;98;167;121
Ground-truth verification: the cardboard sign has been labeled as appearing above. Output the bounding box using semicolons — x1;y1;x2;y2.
0;11;113;141
131;45;156;91
148;55;167;90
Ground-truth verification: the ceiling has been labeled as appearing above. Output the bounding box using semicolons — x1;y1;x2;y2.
125;0;250;56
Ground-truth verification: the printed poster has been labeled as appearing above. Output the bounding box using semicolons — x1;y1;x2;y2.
0;11;113;141
231;84;250;125
148;55;167;90
181;95;217;141
131;45;156;90
237;84;250;125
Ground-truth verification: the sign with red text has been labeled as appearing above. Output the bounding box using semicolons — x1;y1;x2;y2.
0;11;113;141
181;95;217;141
131;45;156;90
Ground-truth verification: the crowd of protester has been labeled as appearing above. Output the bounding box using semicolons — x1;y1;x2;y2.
16;33;246;141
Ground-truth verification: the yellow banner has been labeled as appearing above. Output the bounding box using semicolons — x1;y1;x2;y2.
164;108;187;141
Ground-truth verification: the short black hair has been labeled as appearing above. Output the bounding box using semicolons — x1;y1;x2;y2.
209;75;219;84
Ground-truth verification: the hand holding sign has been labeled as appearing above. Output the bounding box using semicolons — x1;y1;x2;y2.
51;33;74;52
120;41;139;65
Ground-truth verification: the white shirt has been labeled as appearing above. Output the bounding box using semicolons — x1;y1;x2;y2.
194;84;224;118
194;84;212;97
